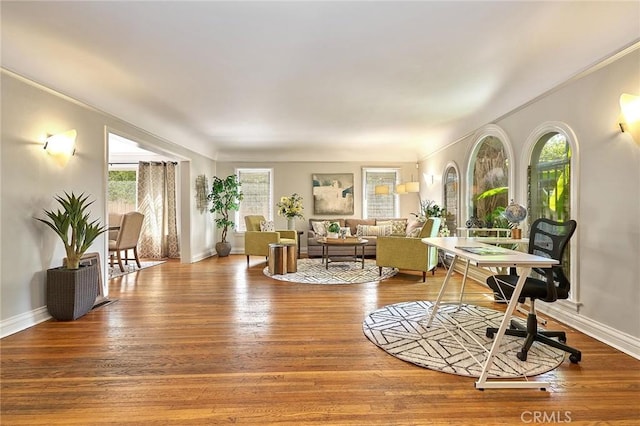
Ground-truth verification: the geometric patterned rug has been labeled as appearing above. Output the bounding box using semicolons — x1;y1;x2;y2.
363;301;566;378
263;258;397;284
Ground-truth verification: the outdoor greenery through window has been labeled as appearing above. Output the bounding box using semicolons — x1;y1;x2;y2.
363;168;399;218
236;168;272;232
469;136;509;227
529;133;571;222
108;170;136;214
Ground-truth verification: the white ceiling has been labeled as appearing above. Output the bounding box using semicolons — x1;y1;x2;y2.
2;1;639;162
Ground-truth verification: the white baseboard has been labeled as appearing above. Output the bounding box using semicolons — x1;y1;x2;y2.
190;249;215;263
1;306;51;338
537;302;640;360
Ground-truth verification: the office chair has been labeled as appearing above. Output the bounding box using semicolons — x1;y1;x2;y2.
485;218;581;364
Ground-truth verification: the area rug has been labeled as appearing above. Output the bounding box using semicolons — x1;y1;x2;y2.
108;260;166;279
363;301;566;378
264;258;397;284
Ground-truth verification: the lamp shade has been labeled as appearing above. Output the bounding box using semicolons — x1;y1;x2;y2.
405;181;420;193
44;129;77;157
395;183;406;194
374;185;390;195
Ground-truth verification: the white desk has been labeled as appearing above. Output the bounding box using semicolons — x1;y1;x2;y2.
421;237;558;390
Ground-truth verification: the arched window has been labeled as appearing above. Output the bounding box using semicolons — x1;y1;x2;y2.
467;132;511;228
524;122;579;306
443;163;459;235
528;133;571;222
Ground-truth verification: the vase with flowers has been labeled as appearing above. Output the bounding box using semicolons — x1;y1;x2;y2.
276;193;304;230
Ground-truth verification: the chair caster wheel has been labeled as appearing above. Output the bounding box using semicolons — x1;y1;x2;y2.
559;336;567;343
486;330;494;339
517;351;528;361
569;353;581;364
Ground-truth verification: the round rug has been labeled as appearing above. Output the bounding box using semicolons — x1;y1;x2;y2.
363;301;566;378
264;258;397;284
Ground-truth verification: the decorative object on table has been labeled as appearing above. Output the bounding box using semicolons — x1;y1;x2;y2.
312;173;354;215
264;258;397;285
35;192;106;320
363;301;565;378
276;193;304;230
417;199;444;221
326;221;341;238
465;216;484;228
195;174;208;213
504;199;527;239
208;175;243;257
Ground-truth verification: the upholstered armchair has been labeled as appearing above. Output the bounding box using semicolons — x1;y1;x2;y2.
244;215;297;265
376;217;441;282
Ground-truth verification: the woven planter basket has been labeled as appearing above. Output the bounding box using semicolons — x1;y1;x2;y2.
46;263;99;321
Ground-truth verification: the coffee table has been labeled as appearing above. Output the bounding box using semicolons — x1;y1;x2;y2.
318;237;368;270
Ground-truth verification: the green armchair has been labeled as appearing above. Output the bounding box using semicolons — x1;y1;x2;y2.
244;215;298;266
376;217;441;282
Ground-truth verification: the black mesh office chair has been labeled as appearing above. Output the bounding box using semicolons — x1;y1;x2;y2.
485;218;581;364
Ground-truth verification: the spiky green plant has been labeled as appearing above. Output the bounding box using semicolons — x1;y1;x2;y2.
35;192;106;269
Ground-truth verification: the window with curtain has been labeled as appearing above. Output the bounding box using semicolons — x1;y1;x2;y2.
443;165;459;235
363;168;399;218
468;136;509;227
236;168;273;232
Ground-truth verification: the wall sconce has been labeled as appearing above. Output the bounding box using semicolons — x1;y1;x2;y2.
619;93;640;143
374;184;390;195
44;129;77;157
395;183;407;194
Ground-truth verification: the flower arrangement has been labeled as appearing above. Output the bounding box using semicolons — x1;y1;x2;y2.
276;193;304;219
414;200;445;222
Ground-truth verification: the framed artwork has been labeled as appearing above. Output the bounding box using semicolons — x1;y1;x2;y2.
312;173;354;215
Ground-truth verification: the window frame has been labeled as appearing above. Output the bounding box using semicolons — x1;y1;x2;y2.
362;167;401;219
442;161;460;236
235;168;274;232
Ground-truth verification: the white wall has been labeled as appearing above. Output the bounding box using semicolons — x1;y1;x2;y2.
216;161;420;253
0;72;216;336
419;49;640;356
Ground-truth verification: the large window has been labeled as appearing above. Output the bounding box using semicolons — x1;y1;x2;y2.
528;133;571;222
108;169;137;214
443;164;459;235
236;168;272;232
468;136;510;227
363;168;400;218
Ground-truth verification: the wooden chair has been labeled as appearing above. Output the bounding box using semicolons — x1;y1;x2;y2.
109;212;144;272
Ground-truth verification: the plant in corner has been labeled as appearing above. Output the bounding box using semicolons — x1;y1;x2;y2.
208;175;244;257
35;192;106;320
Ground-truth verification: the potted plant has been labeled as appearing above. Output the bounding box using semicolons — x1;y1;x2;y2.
208;175;244;257
35;192;106;320
327;222;341;238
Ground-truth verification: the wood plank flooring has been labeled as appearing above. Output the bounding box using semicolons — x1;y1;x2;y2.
2;255;639;425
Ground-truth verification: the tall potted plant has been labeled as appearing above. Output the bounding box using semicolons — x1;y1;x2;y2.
35;192;106;320
208;175;243;257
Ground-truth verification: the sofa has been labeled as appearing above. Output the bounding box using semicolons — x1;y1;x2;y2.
306;217;424;258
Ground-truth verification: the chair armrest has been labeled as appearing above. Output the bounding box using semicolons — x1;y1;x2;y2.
276;230;297;242
245;231;281;244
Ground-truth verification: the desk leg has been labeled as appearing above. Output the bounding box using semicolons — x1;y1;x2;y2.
426;254;458;327
475;267;549;390
457;259;471;308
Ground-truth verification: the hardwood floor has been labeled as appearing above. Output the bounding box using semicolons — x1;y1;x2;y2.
2;255;639;425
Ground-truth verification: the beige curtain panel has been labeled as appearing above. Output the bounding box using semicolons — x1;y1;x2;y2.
137;161;180;259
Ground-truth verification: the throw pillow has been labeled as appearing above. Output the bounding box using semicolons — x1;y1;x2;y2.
260;220;275;232
405;220;424;238
391;219;408;235
356;224;392;237
311;220;328;236
340;227;352;237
